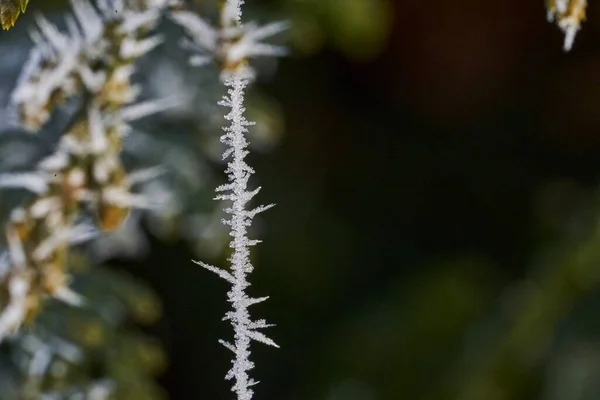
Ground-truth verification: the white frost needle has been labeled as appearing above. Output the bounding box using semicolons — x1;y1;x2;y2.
193;39;278;400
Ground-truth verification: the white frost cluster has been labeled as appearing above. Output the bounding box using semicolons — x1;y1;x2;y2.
0;0;174;341
11;0;174;130
171;3;287;79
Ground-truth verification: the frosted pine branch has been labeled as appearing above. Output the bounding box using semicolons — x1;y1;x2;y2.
0;0;177;340
195;74;278;400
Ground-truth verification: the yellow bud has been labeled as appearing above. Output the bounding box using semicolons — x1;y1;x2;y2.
0;0;28;30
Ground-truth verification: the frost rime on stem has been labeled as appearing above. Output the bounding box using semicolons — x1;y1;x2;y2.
193;75;277;400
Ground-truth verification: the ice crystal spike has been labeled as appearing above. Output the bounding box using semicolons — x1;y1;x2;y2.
194;75;277;400
183;1;286;397
0;0;28;30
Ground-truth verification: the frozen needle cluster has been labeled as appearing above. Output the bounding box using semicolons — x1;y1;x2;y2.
0;0;176;340
171;0;286;79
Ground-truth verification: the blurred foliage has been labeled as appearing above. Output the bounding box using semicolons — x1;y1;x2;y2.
452;185;600;400
259;180;600;400
285;0;393;59
0;251;166;399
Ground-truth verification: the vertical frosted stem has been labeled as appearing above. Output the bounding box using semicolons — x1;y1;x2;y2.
194;70;277;400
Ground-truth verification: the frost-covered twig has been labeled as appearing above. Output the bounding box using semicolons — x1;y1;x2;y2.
178;1;285;398
193;76;278;400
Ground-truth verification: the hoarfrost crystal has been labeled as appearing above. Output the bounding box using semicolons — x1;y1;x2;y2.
186;1;285;397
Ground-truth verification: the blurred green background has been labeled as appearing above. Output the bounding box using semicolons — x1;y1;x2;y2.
8;0;600;399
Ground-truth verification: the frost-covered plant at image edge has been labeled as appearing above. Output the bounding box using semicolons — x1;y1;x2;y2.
547;0;587;51
0;0;286;398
